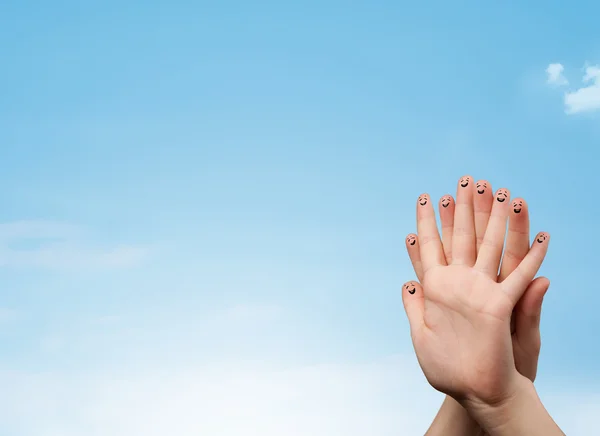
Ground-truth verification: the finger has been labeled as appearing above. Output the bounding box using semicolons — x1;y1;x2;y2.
452;175;477;266
473;180;493;253
514;277;549;337
405;233;424;282
498;198;530;282
512;277;550;382
438;195;455;264
501;232;550;303
474;188;511;278
416;193;445;273
402;280;425;336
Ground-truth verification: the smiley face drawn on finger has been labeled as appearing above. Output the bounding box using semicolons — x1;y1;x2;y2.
536;232;548;243
404;282;417;295
495;189;509;203
459;176;470;188
512;200;523;214
441;195;452;208
406;235;417;246
476;181;488;195
418;194;429;206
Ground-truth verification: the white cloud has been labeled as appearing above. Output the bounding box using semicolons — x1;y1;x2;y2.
0;301;592;436
0;356;595;435
0;289;594;436
0;356;442;436
546;63;568;86
0;220;150;270
0;300;594;435
565;65;600;114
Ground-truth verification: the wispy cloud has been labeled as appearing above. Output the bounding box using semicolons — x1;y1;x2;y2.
0;356;441;435
0;356;595;435
0;297;594;435
546;63;569;86
565;65;600;114
0;220;150;271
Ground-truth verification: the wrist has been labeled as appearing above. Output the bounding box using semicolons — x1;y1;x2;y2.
425;395;482;436
464;375;532;433
462;376;563;436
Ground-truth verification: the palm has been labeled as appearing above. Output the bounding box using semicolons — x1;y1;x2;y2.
415;265;515;403
402;180;549;405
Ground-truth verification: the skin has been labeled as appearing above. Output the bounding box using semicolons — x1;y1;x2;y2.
495;188;509;203
407;184;549;435
440;195;452;209
475;180;489;195
403;176;563;435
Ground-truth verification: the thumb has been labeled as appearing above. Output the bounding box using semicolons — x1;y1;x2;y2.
514;277;550;349
402;281;425;335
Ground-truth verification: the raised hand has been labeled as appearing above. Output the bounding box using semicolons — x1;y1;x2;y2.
402;175;550;408
406;180;549;383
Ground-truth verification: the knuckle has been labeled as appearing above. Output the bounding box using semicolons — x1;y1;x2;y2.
503;249;525;262
419;235;438;245
480;238;503;250
453;226;475;237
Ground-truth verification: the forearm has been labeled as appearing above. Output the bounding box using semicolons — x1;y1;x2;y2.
465;377;564;436
425;395;483;436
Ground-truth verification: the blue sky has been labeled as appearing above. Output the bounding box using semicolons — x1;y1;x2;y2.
1;0;599;434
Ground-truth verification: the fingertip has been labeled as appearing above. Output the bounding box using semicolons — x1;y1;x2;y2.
402;280;422;296
510;198;528;216
538;277;550;303
537;276;550;290
439;195;454;207
494;188;510;203
401;281;425;335
406;233;418;247
528;276;549;291
475;179;491;195
417;193;431;207
527;277;551;301
519;276;550;317
458;175;473;189
439;196;455;224
534;231;550;245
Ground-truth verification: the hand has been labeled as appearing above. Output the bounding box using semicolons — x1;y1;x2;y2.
406;179;549;383
405;177;550;435
402;175;550;407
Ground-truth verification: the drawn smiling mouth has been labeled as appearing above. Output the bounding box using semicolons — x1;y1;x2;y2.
442;203;449;208
514;208;521;213
419;201;427;206
477;189;485;194
410;240;416;246
461;182;468;187
497;197;506;202
408;287;416;294
537;237;544;243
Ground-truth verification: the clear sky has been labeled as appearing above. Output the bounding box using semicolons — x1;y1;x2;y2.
1;0;599;434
